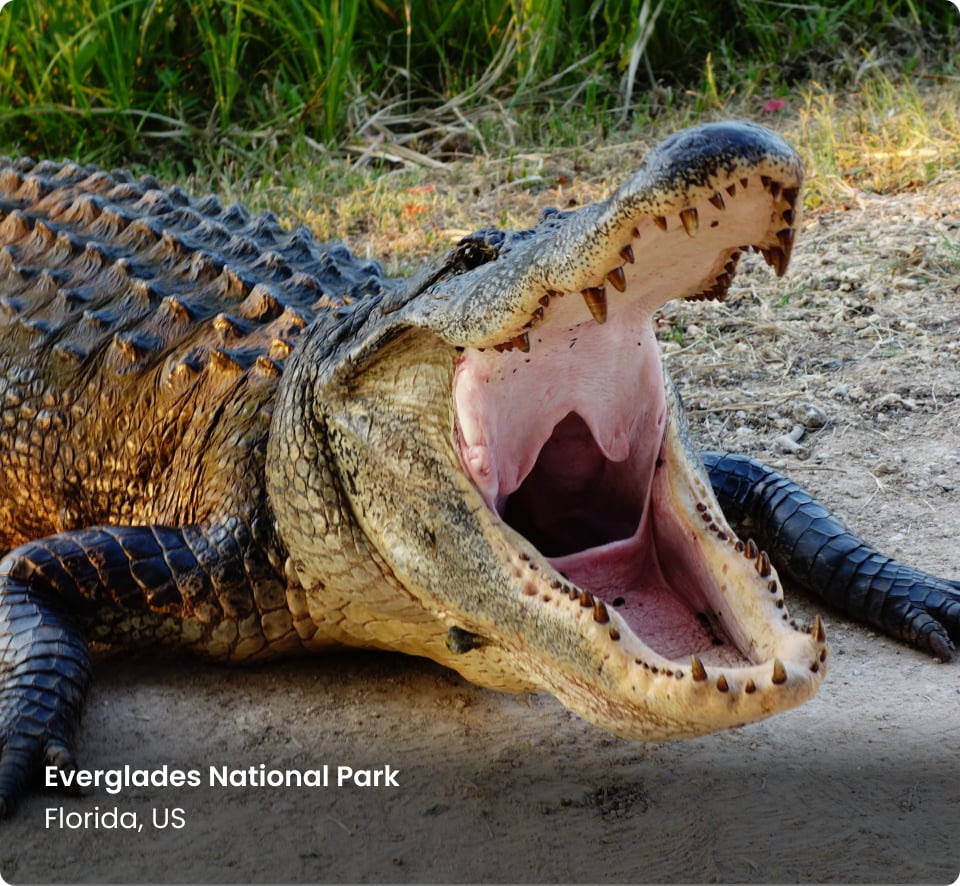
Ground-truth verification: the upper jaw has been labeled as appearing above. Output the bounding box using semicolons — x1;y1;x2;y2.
404;120;802;351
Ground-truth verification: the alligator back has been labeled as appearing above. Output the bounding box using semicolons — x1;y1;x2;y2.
0;157;383;551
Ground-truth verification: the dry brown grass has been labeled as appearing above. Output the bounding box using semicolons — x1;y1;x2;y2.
200;69;960;504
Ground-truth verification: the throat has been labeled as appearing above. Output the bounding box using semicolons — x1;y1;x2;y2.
501;412;644;557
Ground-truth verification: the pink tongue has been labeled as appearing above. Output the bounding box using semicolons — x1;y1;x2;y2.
500;413;641;557
549;531;724;661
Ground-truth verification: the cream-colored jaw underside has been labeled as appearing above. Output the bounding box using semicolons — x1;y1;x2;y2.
449;169;828;739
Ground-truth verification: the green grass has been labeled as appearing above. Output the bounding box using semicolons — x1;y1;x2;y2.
0;0;956;168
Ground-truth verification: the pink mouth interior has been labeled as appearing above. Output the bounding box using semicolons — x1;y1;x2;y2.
453;298;734;662
501;412;643;556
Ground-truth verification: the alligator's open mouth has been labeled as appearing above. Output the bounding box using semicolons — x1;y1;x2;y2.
450;155;827;738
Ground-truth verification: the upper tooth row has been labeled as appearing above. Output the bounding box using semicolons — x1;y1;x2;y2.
490;176;798;351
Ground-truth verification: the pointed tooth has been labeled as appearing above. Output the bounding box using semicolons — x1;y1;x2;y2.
581;287;607;324
761;247;788;276
777;227;795;267
761;175;771;190
653;215;668;231
781;208;796;225
708;192;725;210
745;679;757;694
593;599;610;624
740;177;749;189
606;266;627;292
619;243;635;264
716;674;729;693
531;306;544;322
690;654;707;682
813;614;826;644
772;658;788;685
724;260;737;275
782;186;799;207
539;294;551;307
756;550;771;578
774;248;789;277
769;180;781;199
579;590;594;608
679;207;699;237
744;538;759;560
725;183;736;197
512;332;530;353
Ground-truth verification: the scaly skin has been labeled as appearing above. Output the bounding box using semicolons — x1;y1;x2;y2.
0;122;956;816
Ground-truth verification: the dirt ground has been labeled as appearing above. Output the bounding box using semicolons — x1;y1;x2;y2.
2;174;960;885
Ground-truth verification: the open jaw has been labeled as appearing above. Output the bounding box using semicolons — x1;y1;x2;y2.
451;157;828;739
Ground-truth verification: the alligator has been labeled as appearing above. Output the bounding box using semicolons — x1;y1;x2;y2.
1;122;958;816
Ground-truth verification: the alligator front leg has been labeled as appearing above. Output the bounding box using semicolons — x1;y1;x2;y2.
703;451;960;659
0;521;283;816
0;567;90;817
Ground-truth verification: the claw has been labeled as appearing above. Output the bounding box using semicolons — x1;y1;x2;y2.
927;628;955;662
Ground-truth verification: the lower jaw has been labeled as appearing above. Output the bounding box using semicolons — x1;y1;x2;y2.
496;408;749;668
546;512;746;666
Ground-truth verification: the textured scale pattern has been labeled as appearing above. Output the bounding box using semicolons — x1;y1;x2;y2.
0;157;395;812
0;156;384;548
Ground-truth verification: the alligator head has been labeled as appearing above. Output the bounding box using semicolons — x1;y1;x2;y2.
267;121;828;740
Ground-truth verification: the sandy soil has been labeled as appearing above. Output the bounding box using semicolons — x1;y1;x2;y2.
2;177;959;885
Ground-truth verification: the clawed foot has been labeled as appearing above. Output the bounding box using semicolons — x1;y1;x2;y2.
903;576;960;661
0;573;92;817
0;733;79;818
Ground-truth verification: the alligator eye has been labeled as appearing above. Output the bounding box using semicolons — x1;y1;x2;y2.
450;231;504;272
